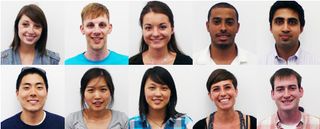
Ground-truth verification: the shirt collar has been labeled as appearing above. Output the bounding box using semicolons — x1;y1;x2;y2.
274;111;304;129
273;43;302;61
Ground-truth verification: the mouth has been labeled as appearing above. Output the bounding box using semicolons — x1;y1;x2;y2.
281;99;293;105
279;34;291;41
216;34;230;41
92;100;104;107
152;98;163;105
24;34;37;42
219;98;230;104
27;99;39;104
91;37;103;43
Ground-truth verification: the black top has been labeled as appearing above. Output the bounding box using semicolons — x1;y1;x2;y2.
129;52;193;65
193;113;257;129
1;111;64;129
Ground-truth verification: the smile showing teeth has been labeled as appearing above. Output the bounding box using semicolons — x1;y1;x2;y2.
282;100;292;104
219;98;229;104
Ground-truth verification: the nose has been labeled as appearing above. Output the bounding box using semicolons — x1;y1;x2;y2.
283;88;290;98
93;26;102;36
154;88;162;97
219;88;227;97
220;22;227;33
29;87;37;97
94;91;102;99
281;22;290;33
26;26;36;34
151;28;160;37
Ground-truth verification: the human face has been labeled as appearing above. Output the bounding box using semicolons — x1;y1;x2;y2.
271;8;303;48
84;76;111;111
81;14;112;52
272;75;303;112
142;12;173;50
144;78;171;111
206;8;239;49
209;80;237;111
18;15;43;46
17;74;47;113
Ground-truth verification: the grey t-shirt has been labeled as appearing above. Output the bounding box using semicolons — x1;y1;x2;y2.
65;110;128;129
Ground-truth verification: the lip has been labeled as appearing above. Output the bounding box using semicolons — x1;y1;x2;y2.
91;37;103;43
219;98;230;104
150;38;163;44
216;34;230;41
281;99;293;104
152;98;163;104
279;34;291;40
92;100;104;107
27;99;39;104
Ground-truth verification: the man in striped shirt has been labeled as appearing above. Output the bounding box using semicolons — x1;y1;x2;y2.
258;68;320;129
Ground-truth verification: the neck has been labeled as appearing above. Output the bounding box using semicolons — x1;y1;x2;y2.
275;41;299;61
215;109;237;124
210;43;237;65
147;47;170;59
277;109;301;125
148;108;166;123
85;48;109;61
143;47;174;64
20;110;44;125
18;43;36;54
84;109;110;120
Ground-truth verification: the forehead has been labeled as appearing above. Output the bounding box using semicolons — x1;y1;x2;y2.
83;14;108;23
19;15;34;23
21;73;45;84
274;75;298;87
87;76;107;86
273;8;299;20
143;12;170;24
210;7;237;19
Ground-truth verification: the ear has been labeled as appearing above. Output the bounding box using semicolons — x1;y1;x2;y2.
80;24;85;35
235;88;238;97
299;87;304;98
107;24;113;34
208;92;213;101
300;26;304;33
236;22;240;33
16;90;19;97
271;90;275;100
206;21;210;32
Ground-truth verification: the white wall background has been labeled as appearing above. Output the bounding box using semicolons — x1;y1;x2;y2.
1;1;66;64
1;65;65;121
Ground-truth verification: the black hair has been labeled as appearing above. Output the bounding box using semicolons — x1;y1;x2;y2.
139;66;182;126
269;1;305;28
80;68;115;110
207;2;239;22
16;67;48;91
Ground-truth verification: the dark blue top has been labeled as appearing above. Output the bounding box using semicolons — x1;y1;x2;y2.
1;111;64;129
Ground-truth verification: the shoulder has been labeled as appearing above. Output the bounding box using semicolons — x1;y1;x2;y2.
129;53;143;65
1;112;22;129
45;49;60;64
66;111;82;121
64;53;85;65
193;46;212;65
112;110;128;120
193;117;207;129
302;112;320;125
175;53;193;65
1;48;14;64
107;50;129;65
45;111;64;121
128;115;144;129
258;114;274;127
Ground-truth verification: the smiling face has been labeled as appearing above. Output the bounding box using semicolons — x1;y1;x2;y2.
18;15;43;47
272;75;303;112
271;8;302;48
207;7;239;49
209;80;237;111
84;76;111;111
142;12;173;50
17;73;47;113
144;77;171;111
81;14;112;52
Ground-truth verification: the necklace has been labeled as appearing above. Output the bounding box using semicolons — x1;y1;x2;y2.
147;117;164;129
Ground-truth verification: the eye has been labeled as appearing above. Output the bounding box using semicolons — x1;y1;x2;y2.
225;19;235;26
34;24;42;29
211;87;220;93
22;86;30;90
86;23;95;28
86;88;94;93
37;86;44;90
99;22;107;28
101;87;108;92
288;19;298;25
159;24;167;30
144;26;152;31
212;18;221;25
289;86;297;91
22;22;29;27
161;86;169;91
274;18;284;25
276;88;284;92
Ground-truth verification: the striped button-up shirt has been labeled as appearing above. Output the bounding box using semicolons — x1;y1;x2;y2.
258;112;320;129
